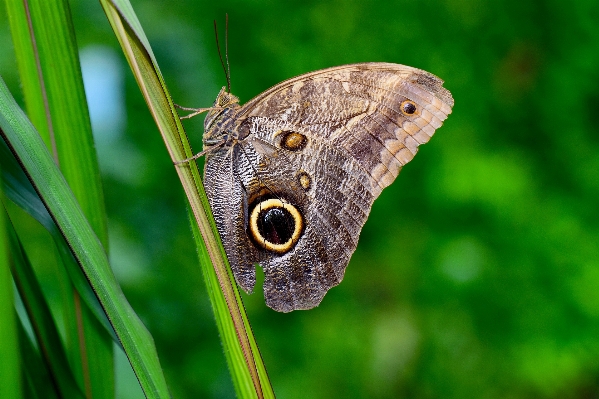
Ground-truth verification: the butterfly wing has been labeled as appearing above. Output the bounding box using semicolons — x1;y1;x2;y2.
241;63;453;194
204;63;454;312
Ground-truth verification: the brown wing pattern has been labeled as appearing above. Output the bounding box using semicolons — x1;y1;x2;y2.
240;63;454;198
204;63;453;312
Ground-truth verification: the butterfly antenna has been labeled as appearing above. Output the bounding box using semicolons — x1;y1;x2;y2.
225;14;231;93
214;19;231;93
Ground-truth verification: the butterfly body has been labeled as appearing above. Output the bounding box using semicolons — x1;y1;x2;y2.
201;63;454;312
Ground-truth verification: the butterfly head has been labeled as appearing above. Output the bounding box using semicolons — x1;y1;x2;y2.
213;86;239;108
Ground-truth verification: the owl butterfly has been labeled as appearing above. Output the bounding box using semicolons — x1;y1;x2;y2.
189;63;453;312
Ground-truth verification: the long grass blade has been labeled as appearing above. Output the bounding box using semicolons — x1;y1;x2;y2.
5;0;113;396
0;76;170;398
100;0;274;396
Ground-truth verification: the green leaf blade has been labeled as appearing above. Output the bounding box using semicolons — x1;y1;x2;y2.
103;0;275;397
0;75;170;399
6;0;113;396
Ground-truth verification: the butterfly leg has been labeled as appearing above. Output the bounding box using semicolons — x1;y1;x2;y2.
174;104;224;120
173;140;227;165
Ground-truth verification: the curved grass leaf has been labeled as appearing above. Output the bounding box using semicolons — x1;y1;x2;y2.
0;77;170;398
0;139;114;343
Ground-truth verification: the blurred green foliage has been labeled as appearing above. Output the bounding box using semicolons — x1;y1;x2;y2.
2;0;598;398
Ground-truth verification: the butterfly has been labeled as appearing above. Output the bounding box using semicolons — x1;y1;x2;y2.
185;63;453;312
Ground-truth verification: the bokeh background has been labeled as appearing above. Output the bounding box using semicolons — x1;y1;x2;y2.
2;0;599;398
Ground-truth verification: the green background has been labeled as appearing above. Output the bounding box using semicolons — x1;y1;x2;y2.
2;0;598;398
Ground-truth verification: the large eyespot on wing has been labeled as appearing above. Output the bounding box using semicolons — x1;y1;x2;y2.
238;62;454;198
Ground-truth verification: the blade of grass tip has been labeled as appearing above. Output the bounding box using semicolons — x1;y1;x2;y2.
0;77;170;398
5;214;85;399
102;0;274;397
0;191;22;399
6;0;113;396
